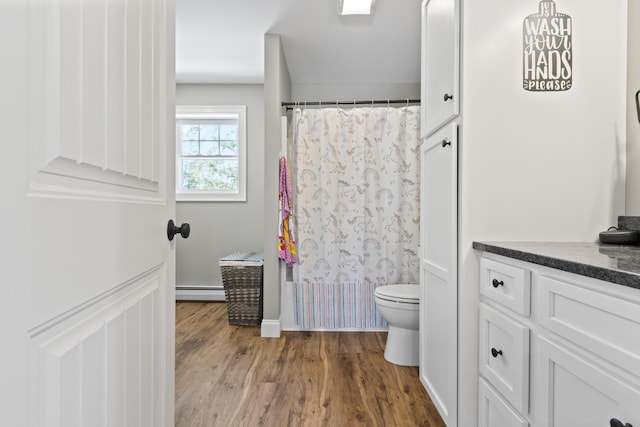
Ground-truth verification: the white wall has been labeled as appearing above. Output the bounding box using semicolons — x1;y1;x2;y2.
262;34;292;336
627;1;640;214
459;1;627;425
175;84;265;289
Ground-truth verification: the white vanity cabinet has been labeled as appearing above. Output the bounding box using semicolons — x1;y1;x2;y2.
420;0;459;138
477;252;640;427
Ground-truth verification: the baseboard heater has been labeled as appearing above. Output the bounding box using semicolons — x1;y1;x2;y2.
176;284;226;302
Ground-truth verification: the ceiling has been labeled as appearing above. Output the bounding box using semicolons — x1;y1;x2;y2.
175;0;421;85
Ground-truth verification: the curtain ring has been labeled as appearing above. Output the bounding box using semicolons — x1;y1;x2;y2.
371;99;374;107
406;98;409;107
387;99;390;108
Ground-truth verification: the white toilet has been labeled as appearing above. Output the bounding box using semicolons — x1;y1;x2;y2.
374;284;420;366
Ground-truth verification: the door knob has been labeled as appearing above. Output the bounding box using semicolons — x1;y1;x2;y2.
492;279;504;288
443;93;453;102
441;139;451;148
610;419;633;427
491;348;503;358
167;220;190;241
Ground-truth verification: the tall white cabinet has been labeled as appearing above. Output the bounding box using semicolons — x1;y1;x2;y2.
419;0;460;425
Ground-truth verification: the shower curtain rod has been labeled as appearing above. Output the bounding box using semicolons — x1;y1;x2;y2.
282;98;420;110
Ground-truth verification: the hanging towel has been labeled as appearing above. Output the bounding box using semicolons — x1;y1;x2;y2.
278;156;297;266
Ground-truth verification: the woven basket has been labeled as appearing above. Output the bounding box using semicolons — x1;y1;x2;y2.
219;252;264;326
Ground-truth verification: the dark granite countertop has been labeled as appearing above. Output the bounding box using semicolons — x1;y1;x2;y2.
473;241;640;290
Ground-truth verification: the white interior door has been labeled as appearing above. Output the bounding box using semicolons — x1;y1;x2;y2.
1;1;176;426
420;123;458;426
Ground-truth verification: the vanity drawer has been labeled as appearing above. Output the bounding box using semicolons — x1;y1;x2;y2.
480;257;531;316
479;304;530;413
536;274;640;377
478;378;529;427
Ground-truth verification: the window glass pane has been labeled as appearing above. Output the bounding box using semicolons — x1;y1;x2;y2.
199;124;218;141
180;124;200;141
176;106;245;201
182;140;199;155
200;141;219;155
181;159;238;191
220;140;238;156
220;124;238;141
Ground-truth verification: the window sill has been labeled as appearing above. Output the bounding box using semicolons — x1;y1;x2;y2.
176;192;246;202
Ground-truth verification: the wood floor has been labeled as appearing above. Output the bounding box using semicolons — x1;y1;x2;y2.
175;302;446;427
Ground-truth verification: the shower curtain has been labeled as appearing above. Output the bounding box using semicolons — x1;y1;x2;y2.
291;106;421;329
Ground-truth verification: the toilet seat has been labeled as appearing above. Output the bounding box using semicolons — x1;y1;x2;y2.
375;284;419;304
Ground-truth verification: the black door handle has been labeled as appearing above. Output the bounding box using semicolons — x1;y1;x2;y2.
610;419;633;427
492;279;504;288
491;348;503;358
167;220;190;241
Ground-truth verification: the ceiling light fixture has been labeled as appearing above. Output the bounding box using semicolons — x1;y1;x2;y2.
338;0;376;15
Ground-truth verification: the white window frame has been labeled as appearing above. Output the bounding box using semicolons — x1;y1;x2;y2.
175;105;247;202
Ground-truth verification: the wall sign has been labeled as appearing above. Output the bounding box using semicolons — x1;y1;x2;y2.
523;0;573;92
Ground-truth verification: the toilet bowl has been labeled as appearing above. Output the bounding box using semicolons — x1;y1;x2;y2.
374;284;419;366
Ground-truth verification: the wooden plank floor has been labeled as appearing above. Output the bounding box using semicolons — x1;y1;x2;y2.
175;302;446;427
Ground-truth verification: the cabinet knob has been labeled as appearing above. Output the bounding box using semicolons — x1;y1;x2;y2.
443;93;453;102
492;279;504;288
441;139;451;148
491;348;503;358
610;419;633;427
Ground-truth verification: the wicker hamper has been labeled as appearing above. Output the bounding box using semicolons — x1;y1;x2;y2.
219;252;264;326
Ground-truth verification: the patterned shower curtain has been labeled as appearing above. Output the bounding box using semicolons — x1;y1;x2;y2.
290;106;421;329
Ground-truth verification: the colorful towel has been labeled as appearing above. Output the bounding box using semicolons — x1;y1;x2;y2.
278;156;297;266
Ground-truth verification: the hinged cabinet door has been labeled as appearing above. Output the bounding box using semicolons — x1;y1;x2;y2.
421;0;460;137
534;335;640;427
420;123;458;426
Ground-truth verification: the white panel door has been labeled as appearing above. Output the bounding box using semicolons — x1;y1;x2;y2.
1;1;176;426
420;123;458;426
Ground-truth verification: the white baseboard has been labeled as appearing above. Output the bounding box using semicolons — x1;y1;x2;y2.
176;286;225;301
281;326;388;332
261;318;281;338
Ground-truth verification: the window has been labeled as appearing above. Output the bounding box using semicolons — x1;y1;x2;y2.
176;105;246;201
